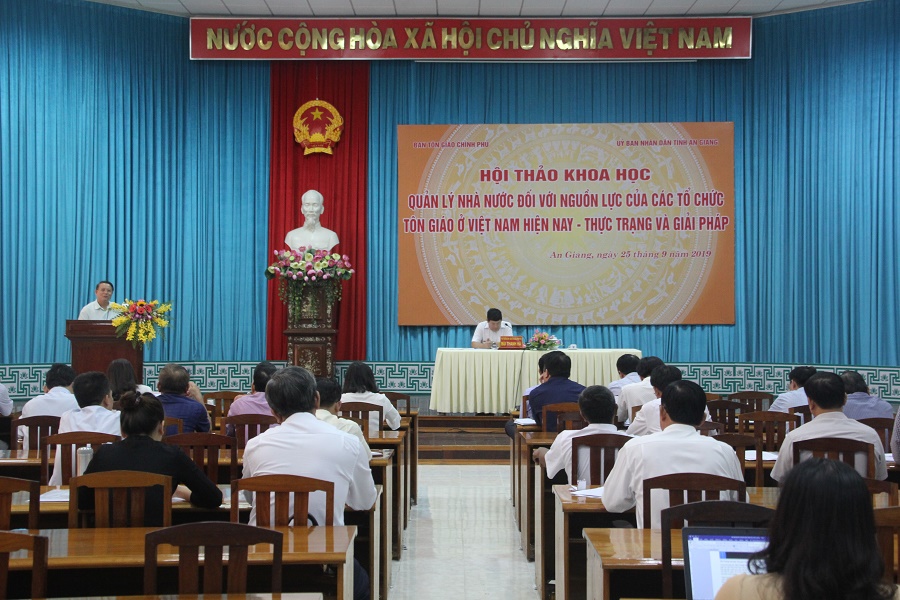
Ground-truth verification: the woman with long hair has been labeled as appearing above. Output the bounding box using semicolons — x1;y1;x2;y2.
106;358;153;403
340;361;401;433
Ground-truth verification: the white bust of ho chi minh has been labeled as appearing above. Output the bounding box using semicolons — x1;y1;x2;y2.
284;189;340;252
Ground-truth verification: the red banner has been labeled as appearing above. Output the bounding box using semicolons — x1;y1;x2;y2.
190;17;751;61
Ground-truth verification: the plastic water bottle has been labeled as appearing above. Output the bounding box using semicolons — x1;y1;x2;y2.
76;446;93;476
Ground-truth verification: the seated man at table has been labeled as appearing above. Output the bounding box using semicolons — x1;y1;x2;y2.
503;353;550;438
771;371;887;481
626;365;684;436
616;356;664;425
607;353;641;401
316;377;371;456
470;307;513;349
225;361;279;437
603;380;744;529
49;371;121;485
840;370;893;420
19;363;80;447
156;363;210;434
533;385;630;485
768;365;816;413
527;350;586;430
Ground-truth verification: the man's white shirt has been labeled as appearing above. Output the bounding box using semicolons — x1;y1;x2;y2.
49;405;121;485
616;378;655;424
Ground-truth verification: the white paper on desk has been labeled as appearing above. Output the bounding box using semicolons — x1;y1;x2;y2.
886;453;894;462
514;418;536;425
572;487;604;498
40;489;70;502
371;451;383;457
745;450;779;461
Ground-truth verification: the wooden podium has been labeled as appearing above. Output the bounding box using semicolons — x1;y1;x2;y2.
65;320;144;383
284;282;338;378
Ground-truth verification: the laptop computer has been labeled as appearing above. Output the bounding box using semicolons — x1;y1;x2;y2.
682;526;769;600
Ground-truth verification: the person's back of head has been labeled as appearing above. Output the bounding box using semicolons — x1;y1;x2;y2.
804;372;845;410
342;361;379;394
107;358;138;401
253;361;278;392
316;377;342;409
486;307;502;322
157;363;190;395
650;365;682;395
616;354;640;375
72;372;111;409
578;386;616;424
266;366;317;419
46;363;77;390
840;370;869;395
789;366;817;387
636;356;664;379
543;351;572;379
753;457;892;600
119;391;165;437
660;380;706;426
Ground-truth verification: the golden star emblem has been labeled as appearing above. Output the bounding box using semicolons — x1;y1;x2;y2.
309;108;324;120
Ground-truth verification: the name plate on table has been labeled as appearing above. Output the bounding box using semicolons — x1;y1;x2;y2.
498;336;524;349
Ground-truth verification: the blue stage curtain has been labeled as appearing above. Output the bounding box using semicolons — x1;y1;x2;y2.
367;0;898;365
0;0;270;363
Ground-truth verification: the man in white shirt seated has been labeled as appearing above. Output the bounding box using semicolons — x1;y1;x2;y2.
627;365;686;436
315;377;371;456
603;380;744;529
768;366;816;413
470;307;513;349
19;363;80;447
49;371;121;485
77;280;115;320
533;385;631;485
607;354;641;401
772;371;888;481
616;356;664;425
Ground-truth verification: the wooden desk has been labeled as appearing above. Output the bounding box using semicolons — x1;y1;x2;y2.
368;431;406;560
583;528;677;600
511;421;540;519
8;526;356;599
369;451;394;600
519;431;557;560
398;409;419;506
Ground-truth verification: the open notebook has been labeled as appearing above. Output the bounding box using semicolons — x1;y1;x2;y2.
682;526;768;600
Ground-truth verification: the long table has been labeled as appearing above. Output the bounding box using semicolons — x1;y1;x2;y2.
430;348;642;413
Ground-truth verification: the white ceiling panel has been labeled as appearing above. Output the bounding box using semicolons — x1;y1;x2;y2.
521;0;567;16
560;0;613;17
306;0;355;16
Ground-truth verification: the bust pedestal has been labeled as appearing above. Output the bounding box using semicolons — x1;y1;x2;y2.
284;281;339;377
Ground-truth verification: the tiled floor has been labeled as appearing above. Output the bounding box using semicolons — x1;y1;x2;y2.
390;464;540;599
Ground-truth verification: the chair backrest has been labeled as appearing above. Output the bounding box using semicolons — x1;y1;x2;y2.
659;500;774;598
866;478;899;507
705;392;723;402
69;470;173;528
874;506;900;583
696;421;725;437
0;476;40;530
792;437;876;479
737;411;800;451
642;472;747;529
560;412;587;431
164;416;184;436
144;521;283;595
0;530;48;599
383;392;412;416
203;391;241;424
789;404;812;425
233;474;335;527
541;402;580;433
165;432;238;484
570;433;631;486
11;415;61;450
728;391;775;413
713;433;763;487
630;404;641;423
340;402;384;437
706;400;752;434
859;418;895;452
222;414;277;449
40;431;120;485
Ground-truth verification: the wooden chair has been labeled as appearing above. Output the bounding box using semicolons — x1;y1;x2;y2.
232;474;335;527
738;411;800;451
39;431;120;485
541;402;580;433
0;476;40;530
660;500;774;598
714;433;764;487
642;472;747;529
792;437;876;479
570;433;631;486
706;400;752;433
728;391;775;413
384;392;413;416
203;391;241;425
164;416;184;436
866;478;899;507
705;392;722;402
859;417;895;452
630;404;642;423
144;521;283;595
222;414;277;449
68;470;172;528
789;404;812;425
696;421;725;436
11;415;60;450
560;412;587;431
165;432;238;484
0;530;48;599
874;506;900;583
340;402;384;437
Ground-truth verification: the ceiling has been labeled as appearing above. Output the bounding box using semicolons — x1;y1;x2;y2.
84;0;869;19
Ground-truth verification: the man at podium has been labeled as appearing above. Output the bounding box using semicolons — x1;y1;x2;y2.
77;280;115;320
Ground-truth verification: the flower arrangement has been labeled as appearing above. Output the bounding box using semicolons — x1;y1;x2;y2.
265;247;354;315
110;299;172;348
525;329;561;351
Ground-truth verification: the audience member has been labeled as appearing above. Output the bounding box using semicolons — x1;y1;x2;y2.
340;361;401;433
82;391;222;526
603;380;744;529
715;458;898;600
156;363;210;434
626;365;685;436
471;307;513;349
225;361;279;437
20;363;79;447
0;383;13;417
771;371;887;481
607;353;641;400
616;356;664;424
840;370;893;420
77;280;115;320
768;366;816;412
503;354;550;438
107;358;153;404
49;371;121;485
527;351;586;430
316;377;371;455
533;385;630;485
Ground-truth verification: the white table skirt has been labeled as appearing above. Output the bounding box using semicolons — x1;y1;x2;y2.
429;348;642;413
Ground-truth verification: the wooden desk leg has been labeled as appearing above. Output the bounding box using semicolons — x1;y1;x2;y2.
403;433;410;529
410;414;418;505
339;541;354;600
382;465;392;598
393;449;403;560
370;498;381;600
511;432;517;509
535;468;546;596
554;497;567;600
525;462;536;561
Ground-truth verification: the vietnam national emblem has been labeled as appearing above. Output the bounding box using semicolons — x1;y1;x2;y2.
293;100;344;155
